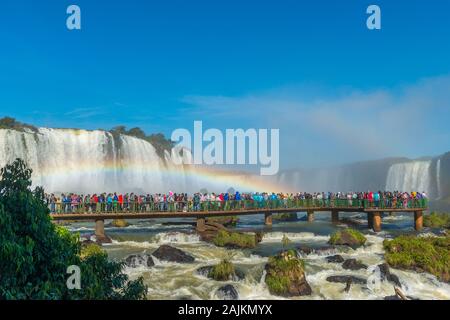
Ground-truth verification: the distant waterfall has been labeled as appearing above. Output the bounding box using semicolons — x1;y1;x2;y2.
385;160;432;192
436;159;442;199
0;128;188;193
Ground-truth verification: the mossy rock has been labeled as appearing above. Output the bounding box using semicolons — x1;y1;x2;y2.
265;249;312;297
329;228;366;248
111;219;129;228
207;216;239;227
80;243;105;260
208;260;236;281
111;219;130;228
424;212;450;229
212;230;257;249
383;235;449;283
272;213;298;222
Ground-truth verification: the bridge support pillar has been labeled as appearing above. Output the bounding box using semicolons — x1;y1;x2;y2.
95;219;105;239
414;211;423;231
367;213;374;229
196;217;206;232
265;213;273;226
307;210;314;222
373;212;382;232
331;210;339;223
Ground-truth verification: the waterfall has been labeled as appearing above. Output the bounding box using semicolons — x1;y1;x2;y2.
385;160;432;192
436;158;442;199
0;128;187;193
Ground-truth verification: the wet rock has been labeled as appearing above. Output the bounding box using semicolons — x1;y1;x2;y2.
342;259;368;270
326;255;345;263
344;278;352;292
326;275;366;285
125;254;154;268
297;246;313;255
298;245;335;256
216;284;239;300
95;235;112;244
377;263;402;287
196;266;213;277
152;245;195;263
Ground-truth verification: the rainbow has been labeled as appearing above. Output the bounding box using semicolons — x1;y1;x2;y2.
31;160;294;193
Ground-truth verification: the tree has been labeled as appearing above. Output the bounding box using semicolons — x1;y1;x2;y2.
0;158;147;300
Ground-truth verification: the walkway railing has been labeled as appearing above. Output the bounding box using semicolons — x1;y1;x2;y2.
48;198;428;214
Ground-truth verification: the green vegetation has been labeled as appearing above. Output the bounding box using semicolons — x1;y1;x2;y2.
207;216;239;227
383;235;449;283
212;230;257;249
0;158;147;299
0;117;37;132
424;212;450;229
109;126;174;158
329;228;367;247
80;243;105;260
272;213;298;221
265;249;310;296
208;260;235;281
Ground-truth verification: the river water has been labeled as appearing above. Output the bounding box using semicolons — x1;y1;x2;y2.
67;212;450;300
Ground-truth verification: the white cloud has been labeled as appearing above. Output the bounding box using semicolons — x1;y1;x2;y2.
181;74;450;168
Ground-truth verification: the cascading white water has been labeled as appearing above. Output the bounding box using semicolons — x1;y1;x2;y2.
436;159;442;199
0;128;188;193
385;160;431;192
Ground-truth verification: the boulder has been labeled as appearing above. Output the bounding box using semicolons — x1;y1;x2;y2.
152;245;195;263
377;263;402;287
326;255;345;263
342;259;368;270
125;254;154;268
216;284;239;300
326;275;366;285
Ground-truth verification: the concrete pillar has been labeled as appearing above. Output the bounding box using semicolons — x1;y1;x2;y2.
367;212;374;229
265;212;273;226
331;210;339;223
414;211;423;231
373;212;382;232
196;217;206;232
307;210;314;222
95;219;105;238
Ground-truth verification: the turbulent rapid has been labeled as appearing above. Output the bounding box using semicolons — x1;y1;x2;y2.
70;214;450;300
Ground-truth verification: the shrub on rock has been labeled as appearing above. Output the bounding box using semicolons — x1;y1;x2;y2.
383;235;449;283
265;249;312;297
329;228;366;248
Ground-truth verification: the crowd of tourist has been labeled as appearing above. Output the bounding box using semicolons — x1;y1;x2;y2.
45;190;428;214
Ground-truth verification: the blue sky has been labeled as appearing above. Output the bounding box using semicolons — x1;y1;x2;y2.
0;0;449;169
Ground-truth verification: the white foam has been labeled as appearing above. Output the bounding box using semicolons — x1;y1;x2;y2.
261;232;329;243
